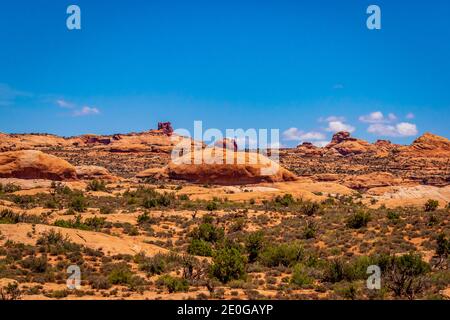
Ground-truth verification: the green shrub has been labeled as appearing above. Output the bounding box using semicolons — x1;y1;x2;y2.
210;247;247;283
54;215;107;231
190;223;224;243
188;239;213;257
99;206;114;215
20;255;48;273
424;199;439;212
137;252;183;276
387;210;400;221
259;242;304;267
44;198;59;209
137;212;155;225
107;263;133;285
301;201;321;216
86;180;107;192
384;253;430;299
245;231;264;263
89;275;111;290
206;201;218;211
69;194;87;212
274;194;295;207
291;264;313;287
0;282;22;300
48;290;68;299
302;221;317;239
142;191;175;208
0;183;21;194
156;275;189;293
178;194;190;201
323;259;346;283
36;230;82;255
0;209;45;225
346;211;371;229
436;234;450;260
84;216;107;231
323;256;375;283
229;218;246;232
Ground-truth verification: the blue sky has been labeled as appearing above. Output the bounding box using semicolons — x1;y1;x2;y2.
0;0;449;147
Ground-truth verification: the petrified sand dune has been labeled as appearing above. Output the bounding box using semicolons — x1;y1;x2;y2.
139;148;297;185
0;223;168;257
0;150;77;181
342;172;405;190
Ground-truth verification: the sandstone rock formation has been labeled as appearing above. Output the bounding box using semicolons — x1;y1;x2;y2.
399;132;450;157
157;122;174;136
342;172;404;190
214;138;238;151
138;148;297;185
282;131;450;187
325;131;372;156
0;150;77;180
75;165;119;181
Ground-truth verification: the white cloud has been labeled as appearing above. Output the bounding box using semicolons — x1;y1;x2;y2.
318;115;346;123
312;140;330;148
282;128;325;141
56;99;74;108
359;111;397;123
406;112;415;119
367;122;418;137
73;106;100;117
325;121;355;133
359;111;384;123
396;122;418;136
388;113;397;121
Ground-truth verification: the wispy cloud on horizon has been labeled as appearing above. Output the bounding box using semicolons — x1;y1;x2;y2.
56;99;74;109
0;83;32;106
73;106;100;117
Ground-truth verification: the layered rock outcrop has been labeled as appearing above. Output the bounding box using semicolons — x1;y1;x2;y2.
0;150;77;181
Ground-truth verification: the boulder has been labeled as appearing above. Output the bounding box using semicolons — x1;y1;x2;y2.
0;150;77;181
75;165;119;182
160;148;297;185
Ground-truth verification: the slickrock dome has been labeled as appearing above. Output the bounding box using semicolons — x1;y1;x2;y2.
138;148;297;185
0;150;77;180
